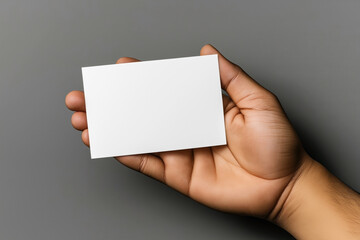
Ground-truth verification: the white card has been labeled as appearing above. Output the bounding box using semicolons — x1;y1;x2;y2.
82;54;226;159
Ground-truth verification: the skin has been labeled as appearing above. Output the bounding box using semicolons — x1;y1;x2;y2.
66;44;360;239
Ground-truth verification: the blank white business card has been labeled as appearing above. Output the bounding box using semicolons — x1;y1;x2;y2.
82;54;226;159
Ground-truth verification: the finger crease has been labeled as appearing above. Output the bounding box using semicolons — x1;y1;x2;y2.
224;68;241;92
187;150;195;196
138;155;148;173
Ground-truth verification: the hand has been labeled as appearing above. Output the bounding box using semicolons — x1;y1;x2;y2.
65;44;304;218
66;44;360;239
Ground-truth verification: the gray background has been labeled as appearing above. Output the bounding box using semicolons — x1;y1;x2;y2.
0;0;359;239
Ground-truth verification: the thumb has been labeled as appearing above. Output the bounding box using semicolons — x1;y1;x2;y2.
200;44;276;111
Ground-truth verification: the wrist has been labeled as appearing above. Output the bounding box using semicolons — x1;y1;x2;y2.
272;154;360;239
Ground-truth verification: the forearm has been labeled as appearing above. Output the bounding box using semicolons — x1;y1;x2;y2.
275;155;360;239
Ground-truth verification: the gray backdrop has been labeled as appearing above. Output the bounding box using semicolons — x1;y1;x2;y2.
1;0;359;239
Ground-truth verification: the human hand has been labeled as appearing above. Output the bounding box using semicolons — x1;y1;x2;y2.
65;44;305;219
